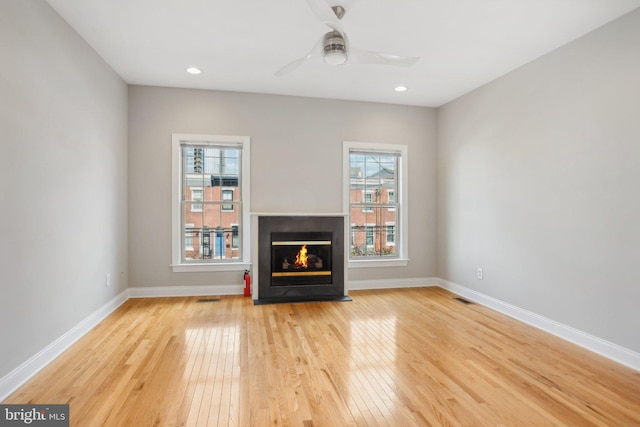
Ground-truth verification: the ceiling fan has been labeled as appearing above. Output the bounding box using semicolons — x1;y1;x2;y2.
275;0;420;76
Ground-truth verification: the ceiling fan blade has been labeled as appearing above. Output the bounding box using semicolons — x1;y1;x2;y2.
274;57;309;77
274;38;324;77
351;48;420;67
306;0;344;34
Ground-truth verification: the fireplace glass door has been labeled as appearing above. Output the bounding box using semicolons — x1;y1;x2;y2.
271;232;333;286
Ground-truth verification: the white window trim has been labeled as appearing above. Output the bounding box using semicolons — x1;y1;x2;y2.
343;141;409;268
171;134;251;272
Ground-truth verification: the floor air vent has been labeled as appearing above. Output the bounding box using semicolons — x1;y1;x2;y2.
197;298;221;303
454;297;473;305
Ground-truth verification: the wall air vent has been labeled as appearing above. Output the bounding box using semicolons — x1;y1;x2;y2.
197;298;221;303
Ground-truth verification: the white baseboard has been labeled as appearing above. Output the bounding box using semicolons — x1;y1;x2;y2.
129;284;243;298
0;289;130;401
348;277;438;291
437;278;640;372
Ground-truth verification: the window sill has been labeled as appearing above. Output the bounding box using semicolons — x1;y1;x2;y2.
171;262;251;273
348;258;409;269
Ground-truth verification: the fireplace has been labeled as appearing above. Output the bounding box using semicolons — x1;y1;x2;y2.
256;215;349;304
271;232;333;286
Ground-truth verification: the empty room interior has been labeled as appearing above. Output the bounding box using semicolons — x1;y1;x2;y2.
1;0;639;425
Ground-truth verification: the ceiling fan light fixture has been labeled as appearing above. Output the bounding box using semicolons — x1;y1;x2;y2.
275;1;420;76
323;31;348;65
323;49;348;65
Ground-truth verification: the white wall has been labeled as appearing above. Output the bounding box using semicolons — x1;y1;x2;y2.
437;9;640;353
128;87;437;289
0;1;128;378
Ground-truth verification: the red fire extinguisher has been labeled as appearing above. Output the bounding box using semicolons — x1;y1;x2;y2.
243;270;251;297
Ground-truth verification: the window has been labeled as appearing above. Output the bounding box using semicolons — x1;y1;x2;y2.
362;192;373;212
343;141;408;267
386;223;395;245
231;224;239;249
184;223;194;252
221;189;234;211
387;191;396;211
172;134;251;272
365;225;374;247
191;188;203;212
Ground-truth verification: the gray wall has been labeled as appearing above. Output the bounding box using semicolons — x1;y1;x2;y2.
437;9;640;352
3;0;637;385
128;87;437;288
0;1;128;378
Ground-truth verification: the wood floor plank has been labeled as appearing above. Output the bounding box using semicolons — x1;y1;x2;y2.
3;287;640;426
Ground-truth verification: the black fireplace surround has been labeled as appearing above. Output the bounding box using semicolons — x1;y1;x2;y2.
256;216;349;304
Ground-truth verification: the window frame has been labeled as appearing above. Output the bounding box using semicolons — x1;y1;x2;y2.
343;141;409;268
171;134;251;272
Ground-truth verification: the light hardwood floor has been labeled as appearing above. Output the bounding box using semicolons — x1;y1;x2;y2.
4;287;640;426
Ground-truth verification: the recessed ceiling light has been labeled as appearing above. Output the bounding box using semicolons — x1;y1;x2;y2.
186;67;202;75
394;85;408;92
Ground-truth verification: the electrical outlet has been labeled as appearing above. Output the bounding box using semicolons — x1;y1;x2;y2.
477;268;483;280
106;273;111;287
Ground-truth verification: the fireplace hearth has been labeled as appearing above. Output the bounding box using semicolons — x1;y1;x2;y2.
255;215;349;304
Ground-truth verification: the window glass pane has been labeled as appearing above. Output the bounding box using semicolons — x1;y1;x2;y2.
366;226;374;246
386;225;395;243
349;206;397;257
183;202;203;234
363;192;373;212
349;150;400;259
180;142;244;263
209;147;242;199
220;207;242;247
231;225;239;249
182;204;206;260
201;204;222;259
350;225;365;257
349;156;365;204
183;147;208;195
190;188;203;211
184;223;196;260
222;189;234;211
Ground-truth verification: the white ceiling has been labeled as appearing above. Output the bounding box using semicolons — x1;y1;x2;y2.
46;0;640;107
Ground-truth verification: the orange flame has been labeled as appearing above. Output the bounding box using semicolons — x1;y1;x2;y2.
295;245;308;268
